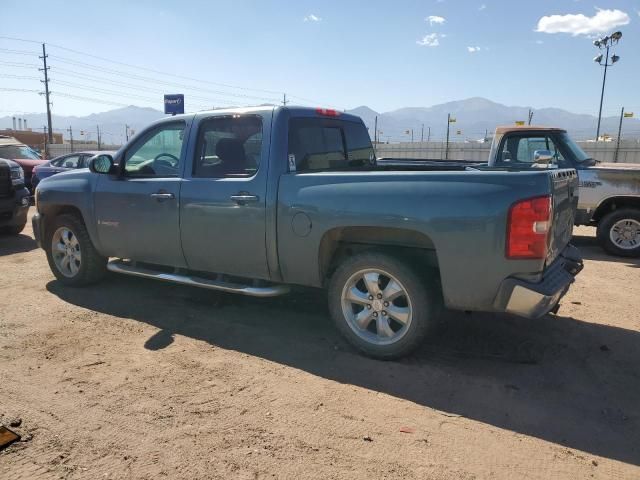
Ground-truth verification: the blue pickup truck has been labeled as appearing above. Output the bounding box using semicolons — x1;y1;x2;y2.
33;106;583;358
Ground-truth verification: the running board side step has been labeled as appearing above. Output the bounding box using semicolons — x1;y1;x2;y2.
106;260;290;297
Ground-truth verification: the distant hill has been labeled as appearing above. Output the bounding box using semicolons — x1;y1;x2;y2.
0;106;165;145
2;99;638;145
347;97;640;142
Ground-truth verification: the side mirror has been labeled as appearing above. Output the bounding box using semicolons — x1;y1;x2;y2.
89;154;115;174
533;150;554;165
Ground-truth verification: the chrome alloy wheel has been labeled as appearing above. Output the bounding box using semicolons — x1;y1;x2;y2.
610;218;640;250
51;226;82;277
340;268;413;346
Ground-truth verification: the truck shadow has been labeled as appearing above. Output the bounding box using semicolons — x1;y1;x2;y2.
572;233;640;267
0;232;38;255
47;276;640;466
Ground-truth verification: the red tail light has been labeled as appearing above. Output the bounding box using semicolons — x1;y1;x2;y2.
506;195;552;259
316;108;340;117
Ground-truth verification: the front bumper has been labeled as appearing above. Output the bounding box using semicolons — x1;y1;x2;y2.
494;244;584;319
0;188;30;228
32;211;45;248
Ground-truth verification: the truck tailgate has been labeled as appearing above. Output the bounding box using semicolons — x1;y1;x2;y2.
547;169;579;264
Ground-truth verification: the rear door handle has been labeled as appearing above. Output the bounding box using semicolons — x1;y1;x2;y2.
230;194;259;205
150;192;175;201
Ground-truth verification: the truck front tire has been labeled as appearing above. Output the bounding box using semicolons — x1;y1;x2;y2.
597;208;640;257
45;214;107;286
328;251;440;359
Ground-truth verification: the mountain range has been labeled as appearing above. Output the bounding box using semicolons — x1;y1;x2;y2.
1;98;638;144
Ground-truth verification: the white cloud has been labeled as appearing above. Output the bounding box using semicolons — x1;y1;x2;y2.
467;46;481;53
303;14;322;22
426;15;446;25
417;33;441;47
536;8;629;36
479;4;486;11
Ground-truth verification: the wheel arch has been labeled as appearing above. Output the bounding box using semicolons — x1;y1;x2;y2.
41;204;88;244
592;196;640;223
318;226;441;287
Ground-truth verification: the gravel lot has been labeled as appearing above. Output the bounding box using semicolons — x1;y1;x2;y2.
1;213;639;479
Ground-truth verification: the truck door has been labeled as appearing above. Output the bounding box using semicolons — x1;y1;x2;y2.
93;121;188;267
179;114;270;279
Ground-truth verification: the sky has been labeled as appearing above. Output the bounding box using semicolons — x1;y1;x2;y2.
0;0;638;118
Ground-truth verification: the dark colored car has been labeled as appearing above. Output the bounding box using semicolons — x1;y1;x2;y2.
0;136;48;192
0;158;30;235
33;151;116;189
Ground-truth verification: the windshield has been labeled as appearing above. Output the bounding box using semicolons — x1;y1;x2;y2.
0;145;42;160
558;132;590;163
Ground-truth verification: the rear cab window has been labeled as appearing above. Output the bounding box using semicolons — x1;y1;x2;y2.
193;115;263;178
288;117;374;172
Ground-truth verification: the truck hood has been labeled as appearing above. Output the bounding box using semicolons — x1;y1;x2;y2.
592;162;640;171
39;168;91;184
0;158;21;169
12;158;49;173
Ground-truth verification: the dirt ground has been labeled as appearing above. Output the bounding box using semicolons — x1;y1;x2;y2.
1;213;639;480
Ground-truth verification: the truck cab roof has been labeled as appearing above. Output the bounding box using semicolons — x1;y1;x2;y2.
494;126;567;135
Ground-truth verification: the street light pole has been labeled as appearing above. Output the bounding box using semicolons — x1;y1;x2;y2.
595;44;609;141
593;31;622;141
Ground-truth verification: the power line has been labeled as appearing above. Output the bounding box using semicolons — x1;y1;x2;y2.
51;77;255;106
0;60;41;68
47;55;281;103
49;65;279;103
0;47;40;56
1;35;341;108
45;43;284;96
0;35;43;44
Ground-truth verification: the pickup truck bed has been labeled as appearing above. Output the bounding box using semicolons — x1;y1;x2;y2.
32;106;582;359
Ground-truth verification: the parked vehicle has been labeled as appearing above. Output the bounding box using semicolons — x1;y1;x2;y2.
32;151;116;189
32;107;583;359
486;127;640;257
379;127;640;257
0;135;48;193
0;158;30;235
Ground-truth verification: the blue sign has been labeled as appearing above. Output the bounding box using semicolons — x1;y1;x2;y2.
164;94;184;115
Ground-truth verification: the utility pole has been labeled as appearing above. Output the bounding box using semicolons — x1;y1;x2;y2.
614;106;624;163
42;126;49;159
528;109;534;125
411;129;414;143
427;126;431;142
374;116;378;143
445;114;451;160
67;126;74;152
282;93;288;106
39;43;53;143
125;124;130;142
421;124;424;142
97;125;101;150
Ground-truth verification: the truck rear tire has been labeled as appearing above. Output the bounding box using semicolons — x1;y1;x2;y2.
597;208;640;257
328;251;440;360
45;214;107;286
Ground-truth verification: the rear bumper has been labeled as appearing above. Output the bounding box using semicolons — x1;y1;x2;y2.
494;244;583;319
0;188;30;227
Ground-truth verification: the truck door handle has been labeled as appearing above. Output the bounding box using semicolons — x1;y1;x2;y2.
230;194;259;205
150;192;175;201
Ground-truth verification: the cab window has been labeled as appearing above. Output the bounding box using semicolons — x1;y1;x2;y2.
193;115;263;178
500;135;566;166
288;118;374;172
123;122;185;177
